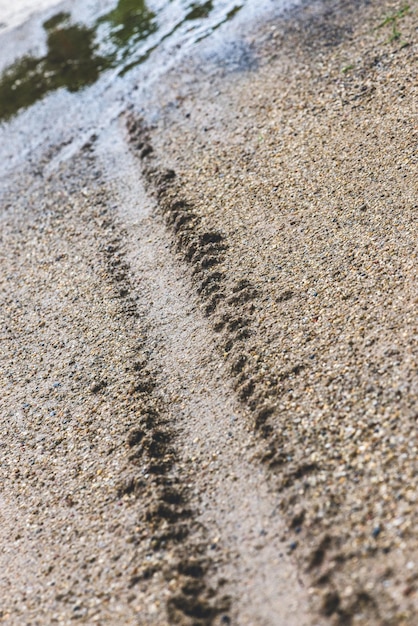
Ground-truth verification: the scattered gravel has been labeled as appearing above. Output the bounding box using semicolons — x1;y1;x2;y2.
134;1;418;622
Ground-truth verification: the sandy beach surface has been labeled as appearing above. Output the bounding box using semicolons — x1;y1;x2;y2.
0;0;417;624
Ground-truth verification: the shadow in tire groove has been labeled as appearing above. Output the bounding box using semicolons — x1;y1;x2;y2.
85;137;232;624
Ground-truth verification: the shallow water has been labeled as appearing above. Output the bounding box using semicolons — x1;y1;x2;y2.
0;0;246;122
0;0;295;176
0;0;63;31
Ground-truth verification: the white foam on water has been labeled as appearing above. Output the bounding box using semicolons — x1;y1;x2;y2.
0;0;300;176
0;0;63;32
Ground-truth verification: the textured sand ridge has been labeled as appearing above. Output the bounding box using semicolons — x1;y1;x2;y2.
124;0;418;621
0;124;318;626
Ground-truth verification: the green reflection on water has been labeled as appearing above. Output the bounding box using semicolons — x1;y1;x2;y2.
0;0;241;122
43;11;71;31
98;0;156;54
0;18;107;120
185;1;213;20
0;0;157;122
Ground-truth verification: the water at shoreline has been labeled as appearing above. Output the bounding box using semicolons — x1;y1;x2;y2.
0;0;246;122
0;0;63;32
0;0;295;177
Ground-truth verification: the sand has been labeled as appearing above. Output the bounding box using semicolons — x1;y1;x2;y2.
0;0;417;624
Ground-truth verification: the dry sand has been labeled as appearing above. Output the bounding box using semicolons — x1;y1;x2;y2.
0;0;417;624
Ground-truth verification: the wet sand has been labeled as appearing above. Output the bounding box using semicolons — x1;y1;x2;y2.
0;0;417;624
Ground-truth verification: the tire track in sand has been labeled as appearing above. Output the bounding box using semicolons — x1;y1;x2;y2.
94;122;322;625
0;124;319;625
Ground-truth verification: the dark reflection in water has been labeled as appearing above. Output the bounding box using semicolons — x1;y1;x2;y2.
0;13;108;121
1;0;234;122
97;0;157;58
185;1;214;20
